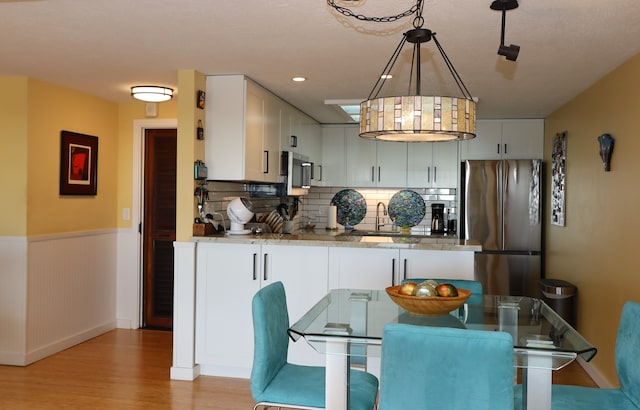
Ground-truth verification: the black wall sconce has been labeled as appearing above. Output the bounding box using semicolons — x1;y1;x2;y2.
491;0;520;61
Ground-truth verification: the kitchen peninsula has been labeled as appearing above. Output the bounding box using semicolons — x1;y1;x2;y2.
172;230;480;380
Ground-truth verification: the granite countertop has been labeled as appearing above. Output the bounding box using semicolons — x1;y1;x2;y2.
193;229;482;251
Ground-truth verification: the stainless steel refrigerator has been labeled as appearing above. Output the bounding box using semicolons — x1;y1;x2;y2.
460;160;543;297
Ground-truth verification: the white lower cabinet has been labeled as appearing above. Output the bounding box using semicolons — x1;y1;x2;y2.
328;247;400;290
399;249;475;282
328;247;475;290
195;242;328;378
194;242;475;379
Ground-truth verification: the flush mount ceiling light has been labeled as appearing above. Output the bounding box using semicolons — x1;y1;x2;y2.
491;0;520;61
130;86;173;102
328;0;476;142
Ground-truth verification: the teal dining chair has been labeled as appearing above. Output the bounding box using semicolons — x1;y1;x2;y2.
378;323;514;410
515;300;640;410
250;281;379;410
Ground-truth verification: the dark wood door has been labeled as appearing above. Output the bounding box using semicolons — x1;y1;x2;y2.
142;128;177;329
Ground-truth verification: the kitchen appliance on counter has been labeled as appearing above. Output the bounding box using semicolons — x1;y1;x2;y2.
281;151;311;196
460;160;543;297
226;197;254;235
430;203;445;234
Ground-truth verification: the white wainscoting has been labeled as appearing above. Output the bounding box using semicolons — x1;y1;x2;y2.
24;230;118;365
0;236;28;365
170;241;200;380
116;227;141;329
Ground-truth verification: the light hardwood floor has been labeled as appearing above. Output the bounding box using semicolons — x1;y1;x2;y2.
0;329;597;409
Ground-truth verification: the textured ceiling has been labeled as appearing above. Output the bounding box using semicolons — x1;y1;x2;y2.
1;0;640;124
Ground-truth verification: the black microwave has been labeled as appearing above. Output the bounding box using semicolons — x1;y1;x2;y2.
281;151;311;196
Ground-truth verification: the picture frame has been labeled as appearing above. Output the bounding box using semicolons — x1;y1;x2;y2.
551;131;567;226
59;130;98;195
197;90;206;109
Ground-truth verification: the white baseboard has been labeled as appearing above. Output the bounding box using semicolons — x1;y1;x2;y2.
117;318;135;329
24;321;116;366
170;364;201;381
577;356;613;388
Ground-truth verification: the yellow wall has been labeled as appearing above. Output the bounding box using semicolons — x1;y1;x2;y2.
116;100;178;229
176;70;206;241
0;78;28;236
25;79;119;235
544;52;640;386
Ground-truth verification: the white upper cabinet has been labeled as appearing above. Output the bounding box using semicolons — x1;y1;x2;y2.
319;125;347;187
282;106;323;185
345;126;408;187
460;119;544;160
407;142;459;188
205;75;281;182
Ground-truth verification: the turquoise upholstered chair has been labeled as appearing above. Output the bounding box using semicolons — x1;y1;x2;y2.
515;301;640;410
378;323;514;410
250;281;379;410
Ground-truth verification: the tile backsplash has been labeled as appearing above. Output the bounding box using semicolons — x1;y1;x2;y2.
198;181;457;234
301;186;457;233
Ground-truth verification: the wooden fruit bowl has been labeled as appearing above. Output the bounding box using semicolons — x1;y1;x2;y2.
385;286;471;316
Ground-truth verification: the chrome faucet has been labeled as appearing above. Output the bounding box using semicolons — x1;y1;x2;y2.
376;202;388;231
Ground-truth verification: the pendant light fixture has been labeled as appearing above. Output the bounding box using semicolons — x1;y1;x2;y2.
357;0;476;142
130;85;174;102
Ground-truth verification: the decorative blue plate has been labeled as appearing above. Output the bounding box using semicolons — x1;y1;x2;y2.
331;189;367;228
388;190;426;228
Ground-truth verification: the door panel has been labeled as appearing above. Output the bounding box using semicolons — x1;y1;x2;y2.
502;160;542;252
463;160;501;250
474;253;541;297
143;128;177;329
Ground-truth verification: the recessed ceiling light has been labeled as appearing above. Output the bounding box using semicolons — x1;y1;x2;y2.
292;77;306;82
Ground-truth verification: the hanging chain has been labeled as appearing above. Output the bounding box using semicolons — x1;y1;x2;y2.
327;0;423;23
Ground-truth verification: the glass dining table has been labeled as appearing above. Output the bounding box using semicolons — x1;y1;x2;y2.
288;288;596;410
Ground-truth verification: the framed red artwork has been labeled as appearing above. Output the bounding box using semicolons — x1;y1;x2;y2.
59;130;98;195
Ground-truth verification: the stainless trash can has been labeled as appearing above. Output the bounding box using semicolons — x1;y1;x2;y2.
540;279;577;327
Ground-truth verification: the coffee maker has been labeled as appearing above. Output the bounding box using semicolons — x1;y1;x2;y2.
431;203;445;234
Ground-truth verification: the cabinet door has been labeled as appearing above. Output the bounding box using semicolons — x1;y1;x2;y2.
460;120;503;160
262;245;328;366
280;103;297;153
501;119;544;159
377;141;408;187
320;126;347;186
195;242;262;378
399;249;475;282
328;247;399;290
432;141;459;188
346;127;377;187
407;143;434;187
244;81;266;181
306;123;323;186
262;92;281;182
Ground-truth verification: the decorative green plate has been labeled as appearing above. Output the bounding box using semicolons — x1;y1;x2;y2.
331;189;367;228
388;190;426;228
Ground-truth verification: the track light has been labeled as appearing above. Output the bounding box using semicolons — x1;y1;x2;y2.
491;0;520;62
498;44;520;61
